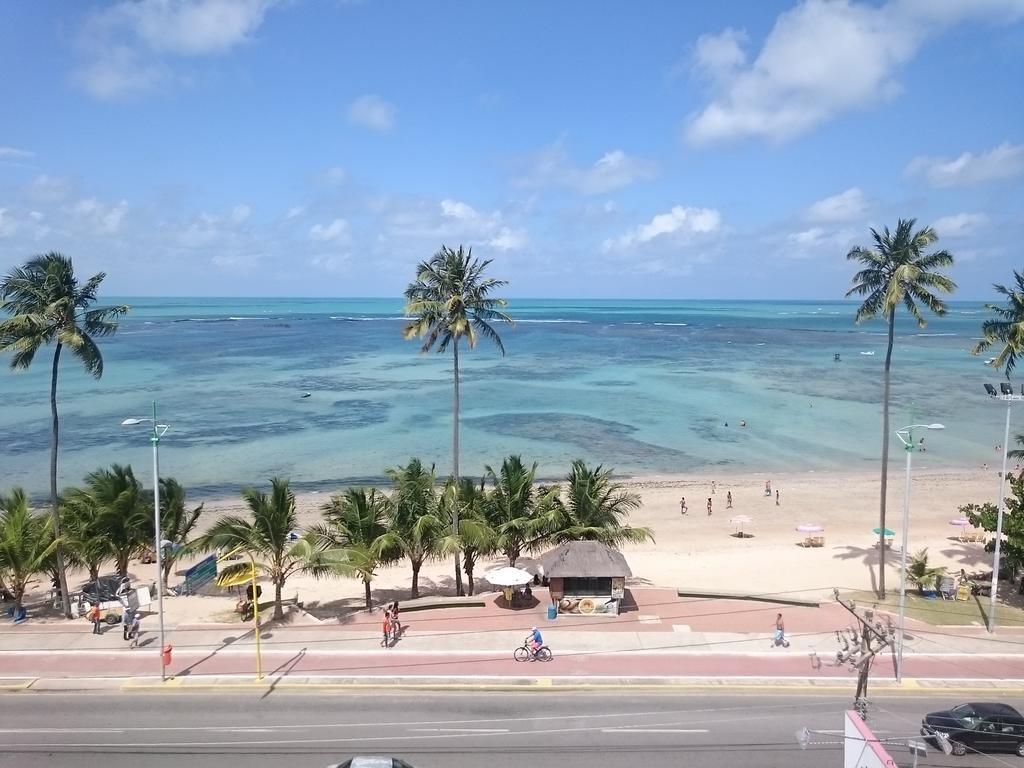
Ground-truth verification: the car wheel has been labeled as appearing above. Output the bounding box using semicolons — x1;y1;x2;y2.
1015;741;1024;758
105;613;120;625
951;741;967;757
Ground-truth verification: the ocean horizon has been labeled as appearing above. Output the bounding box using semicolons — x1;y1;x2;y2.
0;296;1009;500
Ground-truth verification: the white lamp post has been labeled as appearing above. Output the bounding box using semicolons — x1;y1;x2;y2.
983;382;1023;633
893;422;945;684
122;401;169;681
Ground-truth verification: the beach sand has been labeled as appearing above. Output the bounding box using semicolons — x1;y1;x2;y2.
36;466;1007;625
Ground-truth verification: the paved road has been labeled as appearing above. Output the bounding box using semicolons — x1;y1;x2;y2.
0;645;1022;682
2;691;1021;768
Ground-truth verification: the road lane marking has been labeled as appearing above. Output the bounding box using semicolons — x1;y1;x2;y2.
408;728;509;733
601;728;709;734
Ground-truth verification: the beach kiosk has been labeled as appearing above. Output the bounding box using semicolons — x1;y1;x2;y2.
540;541;631;616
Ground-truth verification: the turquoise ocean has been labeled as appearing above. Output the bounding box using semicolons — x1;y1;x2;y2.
0;297;1008;498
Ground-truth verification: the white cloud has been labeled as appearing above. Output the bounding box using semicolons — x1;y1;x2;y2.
0;146;33;161
321;166;347;185
440;199;478;220
517;143;656;195
685;0;1024;145
284;205;305;220
905;142;1024;187
805;187;868;222
309;218;350;243
306;253;349;273
0;209;17;238
72;198;128;234
76;0;278;99
231;204;251;223
932;212;989;237
28;175;72;203
488;227;528;251
783;225;858;258
347;94;396;132
603;205;721;251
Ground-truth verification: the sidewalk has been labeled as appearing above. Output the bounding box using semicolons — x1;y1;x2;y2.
2;589;1022;690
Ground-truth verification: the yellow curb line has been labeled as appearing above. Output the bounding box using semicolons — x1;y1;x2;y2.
0;679;35;691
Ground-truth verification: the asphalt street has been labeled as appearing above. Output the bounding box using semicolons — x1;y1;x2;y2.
2;691;1020;768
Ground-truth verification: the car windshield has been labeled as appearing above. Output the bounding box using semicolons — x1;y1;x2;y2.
950;704;983;726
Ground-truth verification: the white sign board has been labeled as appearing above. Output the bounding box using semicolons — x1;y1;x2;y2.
845;710;897;768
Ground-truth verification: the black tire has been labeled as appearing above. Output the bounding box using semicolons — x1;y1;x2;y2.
951;741;967;757
514;646;530;662
1015;741;1024;758
105;613;120;625
536;646;552;661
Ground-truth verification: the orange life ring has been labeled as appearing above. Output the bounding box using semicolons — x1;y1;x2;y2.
578;598;596;614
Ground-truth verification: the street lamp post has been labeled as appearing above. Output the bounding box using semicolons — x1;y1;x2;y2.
122;401;169;681
983;383;1023;633
893;422;945;684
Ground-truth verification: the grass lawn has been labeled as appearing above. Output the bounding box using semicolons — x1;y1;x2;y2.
843;589;1024;627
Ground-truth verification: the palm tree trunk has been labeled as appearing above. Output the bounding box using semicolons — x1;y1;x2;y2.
463;550;475;596
273;578;284;620
411;560;421;600
117;553;129;578
452;340;464;597
363;577;372;609
49;344;72;618
878;308;896;598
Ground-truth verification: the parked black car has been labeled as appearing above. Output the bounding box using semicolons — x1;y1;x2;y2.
921;702;1024;757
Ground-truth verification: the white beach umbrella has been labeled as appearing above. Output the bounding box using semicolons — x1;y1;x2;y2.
484;566;534;587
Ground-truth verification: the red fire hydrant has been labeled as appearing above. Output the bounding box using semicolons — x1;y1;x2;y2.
162;644;172;668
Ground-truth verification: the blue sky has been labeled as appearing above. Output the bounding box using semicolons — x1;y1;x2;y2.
0;0;1022;299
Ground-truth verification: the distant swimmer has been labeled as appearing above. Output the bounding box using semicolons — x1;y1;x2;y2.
301;392;312;398
740;420;747;427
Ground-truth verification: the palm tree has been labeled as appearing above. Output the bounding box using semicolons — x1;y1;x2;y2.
0;489;60;614
312;488;391;609
377;458;445;599
0;253;129;616
906;548;946;594
403;245;513;595
158;478;204;587
60;491;110;587
973;270;1024;377
545;460;654;547
845;219;956;597
196;477;313;621
62;464;152;578
484;455;557;567
439;476;495;596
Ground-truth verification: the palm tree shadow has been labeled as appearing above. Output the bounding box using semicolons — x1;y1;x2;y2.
938;545;992;569
833;545;882;595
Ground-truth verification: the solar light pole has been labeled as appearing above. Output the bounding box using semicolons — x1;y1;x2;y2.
893;422;944;684
122;401;169;680
983;383;1024;633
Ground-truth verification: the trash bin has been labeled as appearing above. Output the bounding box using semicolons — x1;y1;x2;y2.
546;604;557;621
162;644;173;667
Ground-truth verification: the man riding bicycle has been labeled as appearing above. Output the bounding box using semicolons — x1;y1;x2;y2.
526;626;543;657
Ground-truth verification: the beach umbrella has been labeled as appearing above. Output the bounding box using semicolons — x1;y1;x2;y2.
948;518;970;528
795;523;823;533
872;527;895;537
730;515;754;537
483;566;533;587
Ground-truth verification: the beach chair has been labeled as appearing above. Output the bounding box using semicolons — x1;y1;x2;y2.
938;576;955;600
812;535;825;547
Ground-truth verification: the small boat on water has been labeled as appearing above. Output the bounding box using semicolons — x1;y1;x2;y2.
985;358;997;365
860;351;875;356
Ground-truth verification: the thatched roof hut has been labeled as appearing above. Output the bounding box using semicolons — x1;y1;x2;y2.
540;541;632;579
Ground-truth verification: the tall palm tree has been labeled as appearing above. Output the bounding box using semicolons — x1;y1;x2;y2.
196;477;313;620
845;219;956;597
973;270;1024;377
403;245;513;595
158;478;204;587
0;488;60;615
60;491;111;587
377;458;445;599
439;476;495;596
312;488;391;609
0;253;129;616
62;464;152;578
484;455;557;567
545;460;654;547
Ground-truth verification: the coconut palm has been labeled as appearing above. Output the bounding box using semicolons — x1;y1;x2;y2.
439;476;495;596
196;477;313;621
545;460;654;547
376;458;445;599
403;245;513;595
906;548;946;594
62;464;152;578
312;488;391;609
158;478;204;587
973;270;1024;378
60;492;110;587
484;455;557;567
0;253;129;616
845;219;956;597
0;488;60;614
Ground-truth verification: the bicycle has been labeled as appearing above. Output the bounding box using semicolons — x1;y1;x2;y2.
514;642;552;662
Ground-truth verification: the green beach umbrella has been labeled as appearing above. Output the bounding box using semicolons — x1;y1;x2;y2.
872;527;895;536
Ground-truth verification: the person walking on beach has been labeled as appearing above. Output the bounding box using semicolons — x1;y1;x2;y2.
680;496;687;515
771;613;789;648
726;491;733;509
711;481;717;495
89;603;102;634
706;497;712;516
381;611;392;648
775;489;780;506
765;479;771;497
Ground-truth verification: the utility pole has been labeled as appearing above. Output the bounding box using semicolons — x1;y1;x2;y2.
833;589;895;719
